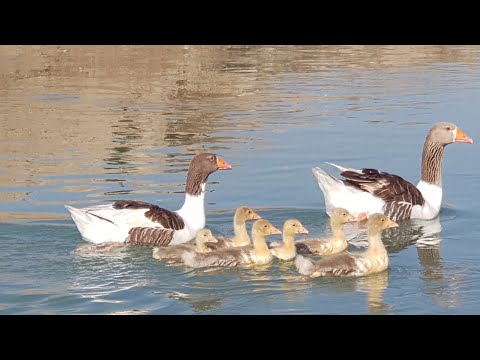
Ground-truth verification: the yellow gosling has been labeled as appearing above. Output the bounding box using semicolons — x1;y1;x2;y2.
295;213;398;277
295;208;355;256
181;219;281;268
208;206;261;249
270;219;309;261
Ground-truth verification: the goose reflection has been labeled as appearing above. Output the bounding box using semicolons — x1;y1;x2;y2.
347;215;442;253
415;222;465;309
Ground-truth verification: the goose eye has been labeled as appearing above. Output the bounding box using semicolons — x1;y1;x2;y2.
208;156;214;161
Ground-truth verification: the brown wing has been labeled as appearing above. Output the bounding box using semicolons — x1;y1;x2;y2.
112;200;185;230
152;243;193;260
188;248;245;268
295;239;328;255
310;253;358;277
125;227;175;246
341;168;425;220
204;236;233;250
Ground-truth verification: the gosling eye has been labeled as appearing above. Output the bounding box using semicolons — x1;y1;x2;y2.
292;223;297;227
248;210;252;214
343;213;346;216
381;218;385;222
207;156;215;162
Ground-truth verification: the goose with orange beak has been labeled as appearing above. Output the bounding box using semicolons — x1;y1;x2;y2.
65;153;232;245
312;122;473;221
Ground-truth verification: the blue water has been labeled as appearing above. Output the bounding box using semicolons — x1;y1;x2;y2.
1;45;480;314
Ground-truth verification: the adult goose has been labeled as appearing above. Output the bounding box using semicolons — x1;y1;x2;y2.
65;153;232;245
295;213;398;278
312;122;473;221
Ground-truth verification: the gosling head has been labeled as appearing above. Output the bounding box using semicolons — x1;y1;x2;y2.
283;218;309;236
236;206;262;223
195;228;218;245
330;208;356;224
252;219;282;236
367;213;399;233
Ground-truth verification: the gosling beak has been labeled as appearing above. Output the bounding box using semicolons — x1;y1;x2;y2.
216;157;233;170
207;235;218;243
270;226;282;235
299;225;309;234
386;219;399;228
455;127;473;144
357;212;368;222
347;214;357;223
251;211;262;220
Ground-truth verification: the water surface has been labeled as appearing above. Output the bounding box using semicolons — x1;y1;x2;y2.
1;45;480;314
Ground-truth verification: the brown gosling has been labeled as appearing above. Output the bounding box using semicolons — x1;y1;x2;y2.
295;213;398;277
152;228;217;261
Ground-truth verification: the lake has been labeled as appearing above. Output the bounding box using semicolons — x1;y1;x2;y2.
1;45;479;314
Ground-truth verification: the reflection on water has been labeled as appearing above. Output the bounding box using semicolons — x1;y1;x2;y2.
416;236;465;310
2;45;480;217
355;271;392;314
1;45;480;314
348;213;443;253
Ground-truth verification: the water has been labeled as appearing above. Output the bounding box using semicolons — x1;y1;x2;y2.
1;45;480;314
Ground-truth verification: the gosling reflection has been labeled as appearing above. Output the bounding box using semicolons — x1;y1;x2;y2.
355;271;392;314
166;291;224;313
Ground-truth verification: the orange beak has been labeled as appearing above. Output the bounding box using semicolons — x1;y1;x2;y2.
299;225;309;234
207;235;218;243
270;226;282;235
251;211;262;220
386;219;399;228
216;157;233;170
455;127;473;144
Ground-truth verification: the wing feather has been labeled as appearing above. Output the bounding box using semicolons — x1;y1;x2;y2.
340;168;425;220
